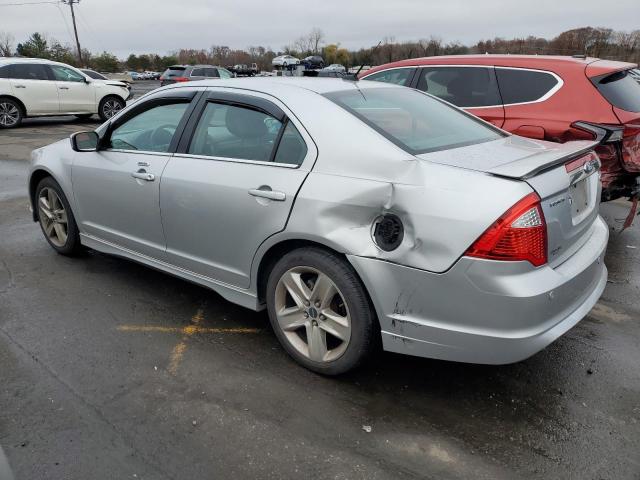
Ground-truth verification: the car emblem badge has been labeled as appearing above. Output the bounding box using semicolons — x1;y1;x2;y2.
583;160;596;174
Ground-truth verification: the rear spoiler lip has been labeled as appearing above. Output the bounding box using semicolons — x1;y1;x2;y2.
487;140;599;180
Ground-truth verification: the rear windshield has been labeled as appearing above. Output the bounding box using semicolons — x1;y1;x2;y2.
593;69;640;113
163;66;187;78
324;87;505;154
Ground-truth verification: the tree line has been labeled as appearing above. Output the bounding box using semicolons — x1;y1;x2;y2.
1;26;638;74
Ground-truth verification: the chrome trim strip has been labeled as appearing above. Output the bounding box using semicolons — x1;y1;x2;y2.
172;153;300;169
362;64;564;109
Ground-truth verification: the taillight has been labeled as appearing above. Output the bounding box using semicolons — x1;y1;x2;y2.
465;192;547;267
174;77;189;82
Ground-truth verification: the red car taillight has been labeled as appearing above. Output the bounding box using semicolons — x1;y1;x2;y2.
174;77;189;82
465;193;547;267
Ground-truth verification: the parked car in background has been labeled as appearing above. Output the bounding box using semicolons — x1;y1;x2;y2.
302;56;325;69
29;78;607;374
144;71;161;80
159;65;233;86
361;55;640;203
322;64;346;73
128;71;143;81
231;64;258;76
0;57;131;128
272;55;300;68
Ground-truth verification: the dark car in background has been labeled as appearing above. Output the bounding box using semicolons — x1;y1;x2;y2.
362;55;640;203
302;55;325;70
160;65;233;86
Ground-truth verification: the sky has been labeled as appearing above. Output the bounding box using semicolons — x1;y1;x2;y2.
1;0;638;58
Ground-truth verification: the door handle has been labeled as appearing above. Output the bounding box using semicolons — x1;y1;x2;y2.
14;85;26;89
131;169;155;182
248;188;286;201
59;86;70;90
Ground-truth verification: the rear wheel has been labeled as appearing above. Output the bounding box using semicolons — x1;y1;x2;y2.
266;247;377;375
98;96;125;121
0;98;23;129
35;177;82;256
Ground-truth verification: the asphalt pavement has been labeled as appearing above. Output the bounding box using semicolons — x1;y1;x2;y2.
0;87;639;479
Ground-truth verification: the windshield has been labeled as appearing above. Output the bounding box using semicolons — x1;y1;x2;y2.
163;66;186;78
324;87;505;154
593;69;640;113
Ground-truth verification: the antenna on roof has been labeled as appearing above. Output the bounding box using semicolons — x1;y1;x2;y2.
343;41;382;81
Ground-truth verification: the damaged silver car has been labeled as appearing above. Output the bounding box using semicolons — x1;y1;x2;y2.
28;78;608;374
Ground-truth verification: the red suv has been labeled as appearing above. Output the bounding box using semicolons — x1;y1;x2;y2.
361;55;640;203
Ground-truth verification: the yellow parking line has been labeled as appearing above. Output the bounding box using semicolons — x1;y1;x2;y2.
116;307;261;376
116;325;260;334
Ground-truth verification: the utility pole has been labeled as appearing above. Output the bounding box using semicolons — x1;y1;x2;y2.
62;0;82;66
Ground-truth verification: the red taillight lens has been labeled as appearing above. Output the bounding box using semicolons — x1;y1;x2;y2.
465;192;547;267
174;77;189;82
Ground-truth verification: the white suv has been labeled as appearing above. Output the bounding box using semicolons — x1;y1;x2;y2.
0;57;132;128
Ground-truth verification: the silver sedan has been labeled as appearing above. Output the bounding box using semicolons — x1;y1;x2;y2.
28;78;608;374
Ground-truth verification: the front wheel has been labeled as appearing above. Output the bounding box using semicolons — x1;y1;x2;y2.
266;247;378;375
98;96;125;121
35;177;82;255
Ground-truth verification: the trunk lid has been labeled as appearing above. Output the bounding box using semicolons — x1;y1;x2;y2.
417;136;602;267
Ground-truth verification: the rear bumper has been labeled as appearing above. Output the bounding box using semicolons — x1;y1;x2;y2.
348;215;609;364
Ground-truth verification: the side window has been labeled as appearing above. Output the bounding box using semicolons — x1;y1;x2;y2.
363;68;414;86
9;63;50;81
204;68;219;78
109;102;189;152
273;122;307;166
50;65;85;82
218;68;232;79
0;65;8;79
188;102;283;162
416;67;501;108
496;68;559;105
190;68;204;77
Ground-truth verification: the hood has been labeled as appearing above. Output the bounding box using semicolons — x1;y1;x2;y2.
103;80;129;88
416;135;598;179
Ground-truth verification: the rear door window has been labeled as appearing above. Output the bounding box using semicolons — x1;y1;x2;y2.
363;68;415;86
9;63;50;80
496;68;560;105
416;67;501;108
190;68;205;77
188;102;283;162
592;69;640;113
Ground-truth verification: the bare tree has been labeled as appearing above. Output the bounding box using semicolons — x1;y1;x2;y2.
0;31;15;57
309;27;324;55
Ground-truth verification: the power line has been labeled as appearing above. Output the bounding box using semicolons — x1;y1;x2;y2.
0;1;58;6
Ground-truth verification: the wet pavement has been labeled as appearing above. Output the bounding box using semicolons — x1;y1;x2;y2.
0;113;639;479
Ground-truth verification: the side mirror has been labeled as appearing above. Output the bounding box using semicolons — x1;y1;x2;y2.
70;131;100;152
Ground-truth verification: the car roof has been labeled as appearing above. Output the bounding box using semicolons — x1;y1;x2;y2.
0;57;79;68
364;54;637;77
158;76;401;95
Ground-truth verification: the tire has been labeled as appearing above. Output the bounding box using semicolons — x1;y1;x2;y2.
74;113;94;120
35;177;82;256
266;247;378;375
98;95;125;122
0;97;23;129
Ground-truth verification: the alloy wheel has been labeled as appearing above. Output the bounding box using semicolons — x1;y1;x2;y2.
0;102;20;127
274;266;351;363
38;187;68;247
102;99;123;118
